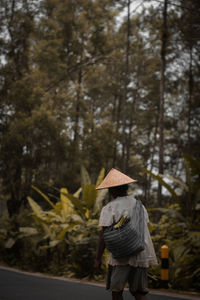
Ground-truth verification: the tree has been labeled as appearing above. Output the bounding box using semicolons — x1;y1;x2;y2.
0;0;199;214
157;0;168;206
0;0;35;215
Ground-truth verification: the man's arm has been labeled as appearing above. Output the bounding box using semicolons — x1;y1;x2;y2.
95;227;106;274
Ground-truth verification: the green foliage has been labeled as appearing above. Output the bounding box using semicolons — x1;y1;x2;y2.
0;0;200;293
0;209;48;272
143;155;200;291
1;0;199;216
141;167;179;203
0;161;200;291
142;155;200;218
0;167;107;278
149;204;200;291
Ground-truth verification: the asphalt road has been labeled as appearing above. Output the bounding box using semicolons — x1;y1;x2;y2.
0;268;199;300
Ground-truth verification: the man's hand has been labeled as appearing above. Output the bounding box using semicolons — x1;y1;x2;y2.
95;228;105;274
94;258;102;274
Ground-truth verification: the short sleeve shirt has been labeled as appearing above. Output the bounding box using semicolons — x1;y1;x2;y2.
99;194;158;268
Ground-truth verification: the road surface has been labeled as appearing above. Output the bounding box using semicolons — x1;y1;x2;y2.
0;267;199;300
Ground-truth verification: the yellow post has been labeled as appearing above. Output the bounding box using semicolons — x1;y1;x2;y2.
161;245;169;288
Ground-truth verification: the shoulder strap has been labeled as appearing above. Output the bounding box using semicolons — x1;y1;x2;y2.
131;200;145;243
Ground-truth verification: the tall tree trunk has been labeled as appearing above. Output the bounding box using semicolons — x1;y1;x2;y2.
112;95;121;167
122;0;131;172
7;162;22;217
145;112;159;204
157;0;168;206
73;64;82;146
126;99;134;172
70;59;82;174
187;46;193;148
185;46;193;217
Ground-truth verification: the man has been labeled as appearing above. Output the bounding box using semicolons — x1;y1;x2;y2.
95;168;158;300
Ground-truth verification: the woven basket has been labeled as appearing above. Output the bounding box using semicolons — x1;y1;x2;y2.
103;200;144;259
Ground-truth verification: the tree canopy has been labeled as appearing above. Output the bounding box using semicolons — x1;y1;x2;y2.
0;0;200;215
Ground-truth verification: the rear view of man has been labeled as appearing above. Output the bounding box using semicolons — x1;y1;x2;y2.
95;168;158;300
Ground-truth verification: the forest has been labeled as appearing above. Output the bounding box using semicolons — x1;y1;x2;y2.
0;0;200;293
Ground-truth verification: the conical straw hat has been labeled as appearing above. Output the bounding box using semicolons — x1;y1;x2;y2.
96;168;137;190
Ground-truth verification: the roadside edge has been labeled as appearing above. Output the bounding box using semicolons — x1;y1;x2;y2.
0;265;199;300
